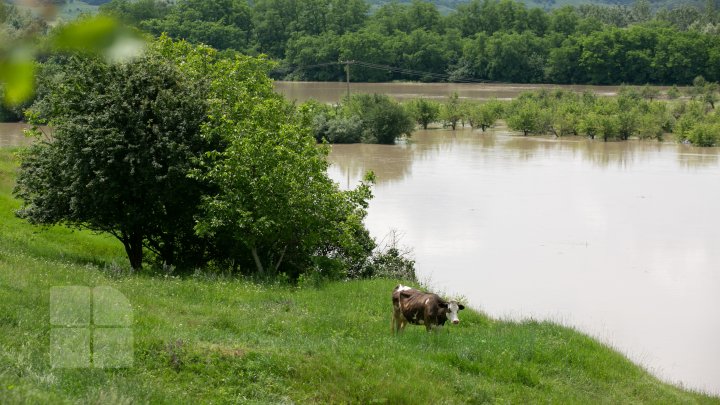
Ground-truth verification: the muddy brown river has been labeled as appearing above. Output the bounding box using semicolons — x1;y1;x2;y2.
273;80;672;103
1;81;716;395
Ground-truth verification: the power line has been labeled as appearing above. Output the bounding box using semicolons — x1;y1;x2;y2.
272;60;501;84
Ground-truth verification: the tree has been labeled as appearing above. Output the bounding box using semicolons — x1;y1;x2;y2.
407;98;440;129
15;48;211;271
184;42;376;277
100;0;171;26
466;99;504;131
142;0;254;52
506;99;551;136
345;93;415;144
440;92;463;130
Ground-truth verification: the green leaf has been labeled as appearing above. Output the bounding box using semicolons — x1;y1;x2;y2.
0;51;36;106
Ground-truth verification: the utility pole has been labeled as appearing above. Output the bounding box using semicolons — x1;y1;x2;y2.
344;60;353;101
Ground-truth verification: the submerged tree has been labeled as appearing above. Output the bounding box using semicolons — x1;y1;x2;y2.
407;98;440;130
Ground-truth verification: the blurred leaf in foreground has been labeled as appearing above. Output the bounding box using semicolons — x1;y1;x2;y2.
1;15;146;106
0;46;36;105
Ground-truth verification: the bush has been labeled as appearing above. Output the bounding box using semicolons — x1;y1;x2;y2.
687;122;720;146
345;94;415;144
348;231;416;281
312;113;364;143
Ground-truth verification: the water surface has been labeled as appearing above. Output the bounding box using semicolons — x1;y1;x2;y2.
0;123;34;147
274;81;671;103
328;128;720;395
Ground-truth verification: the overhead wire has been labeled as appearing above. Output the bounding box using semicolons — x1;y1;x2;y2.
272;60;502;84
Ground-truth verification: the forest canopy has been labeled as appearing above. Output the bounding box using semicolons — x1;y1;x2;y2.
94;0;720;85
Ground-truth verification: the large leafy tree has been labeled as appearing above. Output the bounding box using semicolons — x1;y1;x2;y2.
15;46;211;271
157;38;376;278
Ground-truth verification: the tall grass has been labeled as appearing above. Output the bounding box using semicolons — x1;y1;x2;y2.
0;148;718;403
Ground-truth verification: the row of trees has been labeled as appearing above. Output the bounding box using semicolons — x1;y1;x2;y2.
390;83;718;146
96;0;720;84
300;78;718;147
14;37;384;278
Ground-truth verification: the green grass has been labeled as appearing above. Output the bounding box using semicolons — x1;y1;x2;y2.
0;147;718;403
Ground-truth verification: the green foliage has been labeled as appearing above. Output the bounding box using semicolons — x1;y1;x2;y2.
141;0;254;52
552;100;583;136
157;40;378;279
302;94;415;144
407;98;441;129
314;114;365;144
686;121;720;147
440;92;463;130
14;47;211;271
506;98;552;136
81;0;720;85
493;88;718;146
345;93;415;144
100;0;171;26
666;85;681;100
465;99;504;131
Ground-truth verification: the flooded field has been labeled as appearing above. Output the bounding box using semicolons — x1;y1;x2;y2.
274;81;671;103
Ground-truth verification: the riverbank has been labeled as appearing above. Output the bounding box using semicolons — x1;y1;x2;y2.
1;148;718;402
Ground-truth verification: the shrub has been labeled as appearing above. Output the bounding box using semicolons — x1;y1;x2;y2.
345;94;415;144
686;122;720;146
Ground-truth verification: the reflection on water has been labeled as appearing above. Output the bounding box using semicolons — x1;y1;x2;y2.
329;129;720;396
331;127;720;186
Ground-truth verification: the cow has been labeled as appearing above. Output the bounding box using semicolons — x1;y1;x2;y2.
392;284;465;334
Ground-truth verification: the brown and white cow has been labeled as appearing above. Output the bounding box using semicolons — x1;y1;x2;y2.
392;284;465;334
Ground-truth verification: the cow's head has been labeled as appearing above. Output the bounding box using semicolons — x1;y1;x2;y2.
442;301;465;325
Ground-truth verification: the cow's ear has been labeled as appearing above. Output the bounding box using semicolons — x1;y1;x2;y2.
439;302;449;308
458;304;465;310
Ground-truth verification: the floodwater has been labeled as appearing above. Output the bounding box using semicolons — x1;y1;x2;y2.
274;80;671;103
0;123;34;147
328;127;720;396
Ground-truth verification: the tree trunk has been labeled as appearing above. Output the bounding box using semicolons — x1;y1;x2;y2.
274;245;288;273
122;233;144;271
251;247;265;276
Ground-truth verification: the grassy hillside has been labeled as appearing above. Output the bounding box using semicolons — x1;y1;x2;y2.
0;147;718;403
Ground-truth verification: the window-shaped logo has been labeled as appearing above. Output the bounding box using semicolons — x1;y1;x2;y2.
50;286;133;368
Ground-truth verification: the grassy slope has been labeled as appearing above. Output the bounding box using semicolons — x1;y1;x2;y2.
0;148;717;404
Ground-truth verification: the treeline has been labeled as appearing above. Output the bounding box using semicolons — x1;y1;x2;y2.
303;80;720;147
500;84;719;146
97;0;720;85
